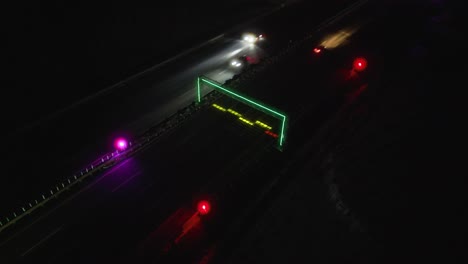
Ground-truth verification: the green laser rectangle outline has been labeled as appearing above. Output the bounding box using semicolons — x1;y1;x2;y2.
197;76;288;148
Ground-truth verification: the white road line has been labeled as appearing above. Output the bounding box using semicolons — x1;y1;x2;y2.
111;171;142;193
217;69;227;75
0;159;131;248
21;226;63;257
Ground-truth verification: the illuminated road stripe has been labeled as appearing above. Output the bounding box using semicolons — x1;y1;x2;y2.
239;117;254;126
255;120;272;130
198;77;287;147
211;103;279;136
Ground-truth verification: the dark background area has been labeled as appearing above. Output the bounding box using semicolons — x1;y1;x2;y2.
1;0;467;262
3;0;283;132
215;1;468;262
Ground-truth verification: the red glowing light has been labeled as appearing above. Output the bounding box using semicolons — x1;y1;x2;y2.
265;130;279;138
313;47;322;54
353;57;368;71
197;200;211;215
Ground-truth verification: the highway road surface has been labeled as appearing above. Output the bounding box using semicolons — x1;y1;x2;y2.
214;2;468;263
0;0;381;263
1;0;361;215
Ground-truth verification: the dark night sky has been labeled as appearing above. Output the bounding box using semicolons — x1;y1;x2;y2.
3;0;280;131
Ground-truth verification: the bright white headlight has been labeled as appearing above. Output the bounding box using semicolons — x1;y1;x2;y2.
243;33;257;43
231;59;242;67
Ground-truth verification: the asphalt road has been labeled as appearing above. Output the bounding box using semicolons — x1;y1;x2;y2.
0;0;376;263
0;36;259;213
0;104;277;262
1;0;361;215
208;1;468;263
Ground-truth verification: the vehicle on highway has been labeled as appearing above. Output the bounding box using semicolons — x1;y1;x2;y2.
242;33;265;44
230;58;243;67
229;54;258;68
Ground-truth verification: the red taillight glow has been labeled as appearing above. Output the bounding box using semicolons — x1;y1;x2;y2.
313;47;322;54
265;130;279;138
197;200;211;215
353;57;368;71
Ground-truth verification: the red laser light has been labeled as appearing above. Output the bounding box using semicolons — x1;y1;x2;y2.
353;57;368;71
197;200;211;215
